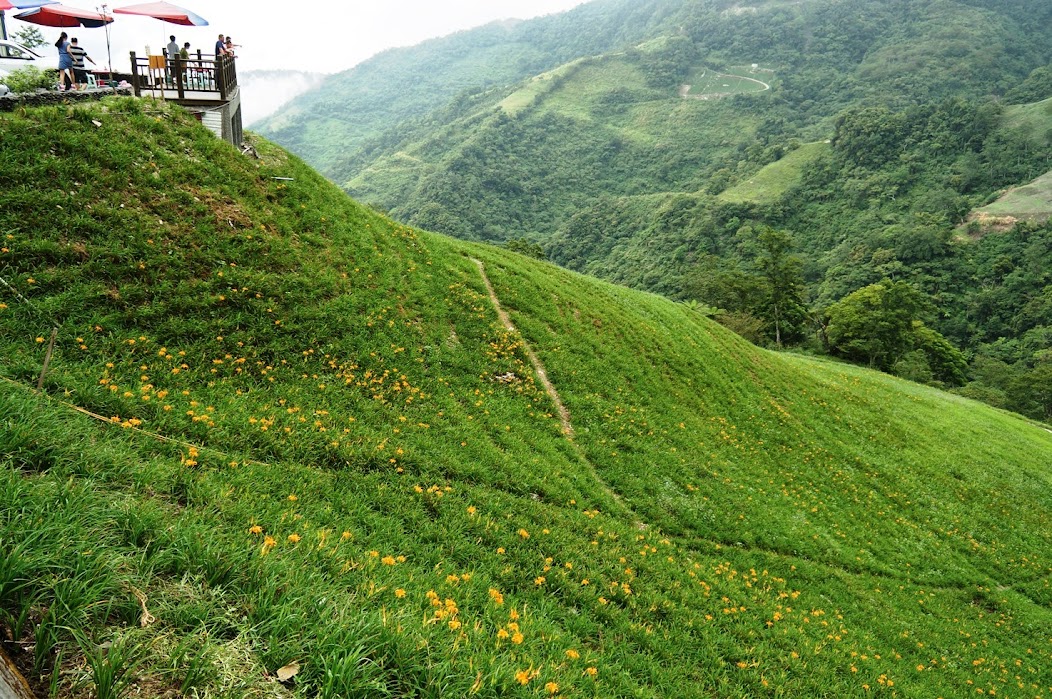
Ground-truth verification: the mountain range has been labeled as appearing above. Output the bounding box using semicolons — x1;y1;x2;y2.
256;0;1052;421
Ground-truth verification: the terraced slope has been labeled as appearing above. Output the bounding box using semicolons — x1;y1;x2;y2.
1;99;1051;698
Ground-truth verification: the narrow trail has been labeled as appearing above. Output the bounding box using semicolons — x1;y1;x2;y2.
472;258;574;438
470;257;644;521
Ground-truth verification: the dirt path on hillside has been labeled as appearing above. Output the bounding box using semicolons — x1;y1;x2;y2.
470;257;650;525
679;73;770;100
472;258;574;437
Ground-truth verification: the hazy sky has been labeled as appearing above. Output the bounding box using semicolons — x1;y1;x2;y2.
7;0;587;74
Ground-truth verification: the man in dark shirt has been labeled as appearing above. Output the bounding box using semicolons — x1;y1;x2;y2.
214;34;226;58
67;38;95;90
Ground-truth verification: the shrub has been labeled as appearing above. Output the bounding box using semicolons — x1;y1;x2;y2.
4;66;59;94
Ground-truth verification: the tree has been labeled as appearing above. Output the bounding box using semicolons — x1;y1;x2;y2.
1003;64;1052;105
912;322;968;386
825;280;926;369
682;254;765;315
12;27;46;49
831;107;907;169
754;227;808;347
683;229;808;348
1023;360;1052;421
504;238;547;260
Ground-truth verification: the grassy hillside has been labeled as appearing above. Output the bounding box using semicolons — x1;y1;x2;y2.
325;0;1052;339
1002;95;1052;146
258;0;1052;423
968;98;1052;228
3;100;1052;698
972;168;1052;226
718;141;830;205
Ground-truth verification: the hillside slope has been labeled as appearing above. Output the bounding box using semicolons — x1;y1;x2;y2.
2;100;1052;698
260;0;1052;232
255;0;682;177
253;0;1052;422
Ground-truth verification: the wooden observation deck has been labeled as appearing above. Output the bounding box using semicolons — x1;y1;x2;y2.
129;51;243;145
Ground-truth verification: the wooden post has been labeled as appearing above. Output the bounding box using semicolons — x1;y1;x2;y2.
130;51;140;97
216;55;226;100
226;53;237;91
1;643;36;699
175;55;185;99
35;326;58;393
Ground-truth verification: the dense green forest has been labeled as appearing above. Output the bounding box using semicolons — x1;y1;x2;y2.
258;0;1052;421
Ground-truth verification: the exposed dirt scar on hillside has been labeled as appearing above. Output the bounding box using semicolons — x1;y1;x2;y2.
472;258;574;437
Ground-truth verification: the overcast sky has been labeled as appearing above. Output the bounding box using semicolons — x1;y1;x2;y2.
7;0;587;74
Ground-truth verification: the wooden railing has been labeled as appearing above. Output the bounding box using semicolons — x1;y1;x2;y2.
129;51;237;101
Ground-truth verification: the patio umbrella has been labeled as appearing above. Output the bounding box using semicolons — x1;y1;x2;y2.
1;0;58;38
14;3;112;27
112;1;206;25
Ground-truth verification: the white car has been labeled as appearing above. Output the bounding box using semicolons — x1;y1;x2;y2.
0;39;42;78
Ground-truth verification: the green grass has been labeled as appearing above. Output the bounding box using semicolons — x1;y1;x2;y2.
1002;96;1052;147
499;62;583;117
343;150;437;205
951;97;1052;235
683;66;772;97
539;55;657;123
2;98;1052;698
719;141;831;205
973;167;1052;222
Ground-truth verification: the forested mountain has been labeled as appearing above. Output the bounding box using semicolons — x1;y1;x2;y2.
257;0;1052;421
255;0;684;175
